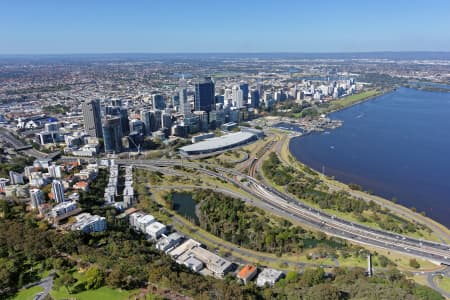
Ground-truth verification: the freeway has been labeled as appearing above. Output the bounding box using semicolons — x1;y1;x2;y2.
427;267;450;298
144;182;330;269
117;158;450;266
0;128;59;159
272;133;450;245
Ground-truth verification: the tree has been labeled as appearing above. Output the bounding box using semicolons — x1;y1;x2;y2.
54;271;75;294
409;258;420;269
84;266;104;290
0;258;19;294
305;283;340;300
301;268;325;287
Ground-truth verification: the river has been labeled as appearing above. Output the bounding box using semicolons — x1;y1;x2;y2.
289;87;450;227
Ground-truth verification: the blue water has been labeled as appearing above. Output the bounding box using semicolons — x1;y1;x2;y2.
289;87;450;227
272;122;303;133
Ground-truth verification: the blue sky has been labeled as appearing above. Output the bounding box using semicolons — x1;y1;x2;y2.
1;0;449;54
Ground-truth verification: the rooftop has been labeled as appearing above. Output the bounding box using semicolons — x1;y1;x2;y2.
237;264;257;280
179;131;256;154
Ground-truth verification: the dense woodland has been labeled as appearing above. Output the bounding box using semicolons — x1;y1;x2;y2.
262;153;428;234
0;201;443;300
195;189;346;255
0;156;34;178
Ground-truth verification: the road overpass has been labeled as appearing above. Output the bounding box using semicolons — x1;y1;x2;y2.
117;158;450;266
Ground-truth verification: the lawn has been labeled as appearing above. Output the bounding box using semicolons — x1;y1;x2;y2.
13;286;44;300
50;286;138;300
321;89;380;113
435;276;450;293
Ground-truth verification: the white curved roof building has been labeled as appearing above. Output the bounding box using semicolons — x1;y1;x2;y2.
179;131;257;156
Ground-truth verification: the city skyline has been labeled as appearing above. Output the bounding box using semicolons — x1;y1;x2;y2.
1;0;450;54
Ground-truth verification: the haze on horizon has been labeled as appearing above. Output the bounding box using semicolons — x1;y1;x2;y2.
1;0;450;55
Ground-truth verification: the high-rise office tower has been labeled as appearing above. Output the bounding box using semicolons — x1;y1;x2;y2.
102;116;123;153
140;110;151;135
239;82;249;102
51;179;65;203
193;111;209;132
179;88;191;115
111;99;122;107
140;110;162;135
150;110;162;132
161;112;172;129
30;189;44;209
194;77;215;112
224;88;232;106
232;85;244;108
152;94;166;110
119;108;130;135
129;119;145;135
82;99;103;137
105;105;120;115
250;90;260;108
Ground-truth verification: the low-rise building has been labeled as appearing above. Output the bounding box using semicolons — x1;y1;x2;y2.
145;221;167;239
183;257;204;272
155;232;184;252
0;178;9;193
50;201;78;218
71;213;107;233
168;239;202;259
73;181;89;191
256;268;284;287
188;246;233;277
237;264;258;285
130;212;155;232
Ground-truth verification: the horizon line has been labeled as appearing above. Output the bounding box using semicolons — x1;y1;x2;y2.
1;50;450;57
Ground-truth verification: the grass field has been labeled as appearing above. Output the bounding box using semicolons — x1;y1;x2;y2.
50;286;139;300
435;276;450;294
13;286;44;300
320;89;380;113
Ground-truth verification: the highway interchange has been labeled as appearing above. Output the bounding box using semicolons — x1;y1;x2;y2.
117;158;450;267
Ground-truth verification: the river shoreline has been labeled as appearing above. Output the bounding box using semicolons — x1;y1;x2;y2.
323;87;394;115
286;87;450;233
284;136;450;241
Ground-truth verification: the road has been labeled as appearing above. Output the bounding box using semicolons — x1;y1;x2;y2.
0;128;59;159
143;182;326;270
273;133;450;244
21;275;54;300
118;158;450;267
427;267;450;299
36;275;53;300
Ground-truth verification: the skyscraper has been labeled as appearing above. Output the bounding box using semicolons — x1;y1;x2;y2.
250;90;260;108
179;88;191;115
82;99;103;138
161;112;172;129
152;94;166;110
140;110;162;135
194;77;215;112
129;119;145;135
51;179;65;203
239;82;249;102
119;107;130;135
111;98;122;107
102;116;123;153
232;85;244;108
140;110;151;135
